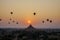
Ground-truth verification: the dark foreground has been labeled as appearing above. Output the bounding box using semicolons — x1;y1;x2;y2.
0;25;60;40
0;28;60;40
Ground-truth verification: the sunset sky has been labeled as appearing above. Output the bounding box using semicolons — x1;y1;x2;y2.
0;0;60;28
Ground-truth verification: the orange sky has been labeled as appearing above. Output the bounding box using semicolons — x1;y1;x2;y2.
0;0;60;28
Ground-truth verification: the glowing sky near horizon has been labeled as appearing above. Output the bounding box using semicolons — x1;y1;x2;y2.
0;0;60;28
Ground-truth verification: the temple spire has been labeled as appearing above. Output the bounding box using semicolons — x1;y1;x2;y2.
25;24;35;31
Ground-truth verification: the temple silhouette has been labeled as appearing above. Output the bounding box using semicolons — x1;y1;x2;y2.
0;24;60;40
25;24;36;31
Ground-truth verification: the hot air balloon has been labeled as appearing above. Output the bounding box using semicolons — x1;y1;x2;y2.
16;22;18;24
42;21;44;23
50;20;52;23
47;19;49;21
10;12;13;15
9;18;12;21
12;20;15;23
8;22;10;24
10;11;13;21
0;19;2;21
33;12;36;15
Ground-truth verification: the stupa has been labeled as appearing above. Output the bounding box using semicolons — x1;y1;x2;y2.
25;24;36;31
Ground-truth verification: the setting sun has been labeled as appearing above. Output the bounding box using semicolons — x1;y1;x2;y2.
27;20;31;24
0;0;60;28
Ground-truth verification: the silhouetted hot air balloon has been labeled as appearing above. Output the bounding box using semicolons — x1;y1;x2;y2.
10;12;13;15
47;19;49;21
33;12;36;15
9;18;12;21
16;22;18;24
8;22;10;24
10;11;13;21
0;19;2;21
50;20;52;23
12;20;15;23
42;21;44;23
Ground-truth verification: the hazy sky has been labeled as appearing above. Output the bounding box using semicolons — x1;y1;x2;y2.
0;0;60;28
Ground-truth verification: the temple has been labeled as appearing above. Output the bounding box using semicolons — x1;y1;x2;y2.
25;24;36;31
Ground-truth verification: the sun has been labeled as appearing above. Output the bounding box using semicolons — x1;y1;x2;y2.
27;20;31;24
